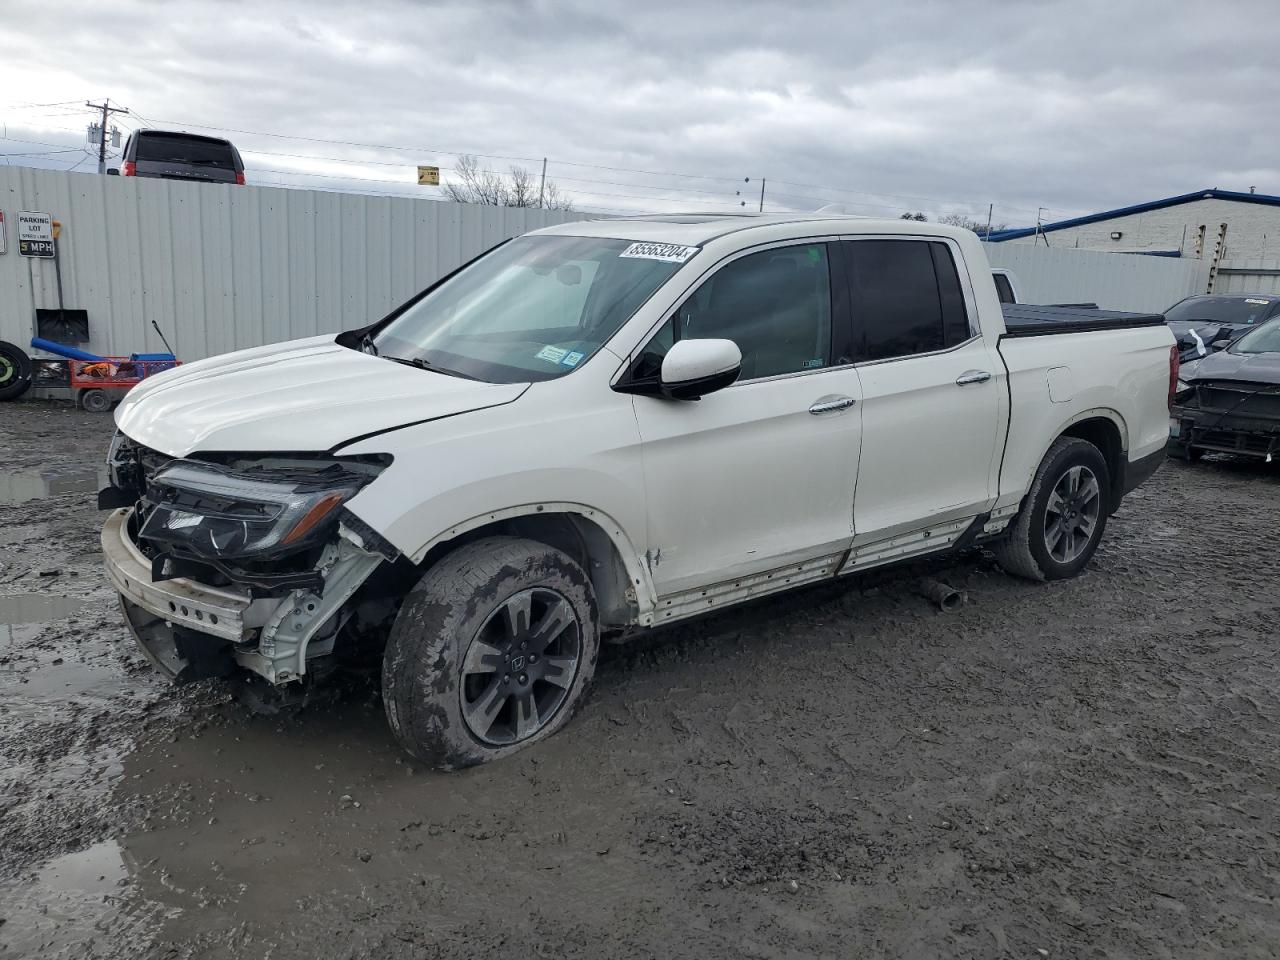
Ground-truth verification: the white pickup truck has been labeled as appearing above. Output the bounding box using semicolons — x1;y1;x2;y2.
100;214;1176;768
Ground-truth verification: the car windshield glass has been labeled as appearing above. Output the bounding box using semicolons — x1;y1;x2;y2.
136;134;236;168
1232;318;1280;354
373;236;691;383
1165;295;1278;326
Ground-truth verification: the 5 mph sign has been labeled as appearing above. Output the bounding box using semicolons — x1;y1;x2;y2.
18;211;54;258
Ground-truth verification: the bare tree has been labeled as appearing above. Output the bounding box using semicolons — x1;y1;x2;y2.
938;213;1008;235
900;211;928;221
442;155;574;211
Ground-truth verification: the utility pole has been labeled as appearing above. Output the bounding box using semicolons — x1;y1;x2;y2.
1034;207;1049;247
538;158;547;209
984;203;993;240
85;99;129;174
758;177;766;213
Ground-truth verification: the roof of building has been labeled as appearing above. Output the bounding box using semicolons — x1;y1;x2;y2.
987;188;1280;242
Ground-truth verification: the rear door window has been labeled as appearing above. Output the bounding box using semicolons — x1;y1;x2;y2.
844;240;971;361
135;134;237;169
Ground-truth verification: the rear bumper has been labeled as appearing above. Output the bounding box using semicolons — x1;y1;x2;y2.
1121;447;1166;496
101;507;252;642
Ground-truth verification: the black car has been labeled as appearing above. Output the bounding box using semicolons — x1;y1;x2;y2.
110;130;245;185
1170;316;1280;460
1165;293;1280;363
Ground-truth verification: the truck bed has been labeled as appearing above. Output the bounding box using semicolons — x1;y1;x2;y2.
1002;304;1167;337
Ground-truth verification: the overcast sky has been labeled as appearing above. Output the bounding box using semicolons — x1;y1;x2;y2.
1;0;1277;226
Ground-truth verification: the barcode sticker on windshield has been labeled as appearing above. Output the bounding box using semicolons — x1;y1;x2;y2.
619;242;699;263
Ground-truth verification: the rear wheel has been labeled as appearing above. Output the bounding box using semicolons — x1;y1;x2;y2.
994;437;1110;582
0;341;32;402
382;537;599;769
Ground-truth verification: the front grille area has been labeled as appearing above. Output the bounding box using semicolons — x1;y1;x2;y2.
1193;382;1280;421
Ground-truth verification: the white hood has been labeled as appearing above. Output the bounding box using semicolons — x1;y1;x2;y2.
114;336;527;456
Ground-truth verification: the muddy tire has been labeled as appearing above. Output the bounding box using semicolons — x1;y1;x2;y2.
993;437;1110;582
382;536;599;770
0;340;32;402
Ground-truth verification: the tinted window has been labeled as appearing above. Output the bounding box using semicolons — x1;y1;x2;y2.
846;240;969;361
1165;295;1280;327
135;133;237;169
993;272;1016;304
671;244;833;380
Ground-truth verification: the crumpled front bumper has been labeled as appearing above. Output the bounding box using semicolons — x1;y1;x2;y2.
102;507;254;642
102;506;385;685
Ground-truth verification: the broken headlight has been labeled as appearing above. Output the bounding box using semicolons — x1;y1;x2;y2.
137;458;381;561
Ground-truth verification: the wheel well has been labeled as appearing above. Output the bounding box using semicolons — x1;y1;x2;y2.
418;512;637;627
1059;417;1124;511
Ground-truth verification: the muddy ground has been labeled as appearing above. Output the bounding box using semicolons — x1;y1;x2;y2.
0;399;1277;959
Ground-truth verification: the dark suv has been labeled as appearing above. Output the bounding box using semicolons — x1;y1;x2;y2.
111;130;245;185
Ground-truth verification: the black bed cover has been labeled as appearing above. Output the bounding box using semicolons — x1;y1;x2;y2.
1002;304;1167;337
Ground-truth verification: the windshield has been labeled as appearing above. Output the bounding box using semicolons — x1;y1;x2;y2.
373;235;692;383
1232;317;1280;355
1165;295;1279;327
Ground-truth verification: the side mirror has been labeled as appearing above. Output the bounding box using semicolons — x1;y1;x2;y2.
660;338;741;400
106;168;120;176
1210;338;1230;352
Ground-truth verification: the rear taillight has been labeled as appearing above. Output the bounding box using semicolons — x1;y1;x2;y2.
121;161;136;177
235;171;246;185
1168;344;1180;410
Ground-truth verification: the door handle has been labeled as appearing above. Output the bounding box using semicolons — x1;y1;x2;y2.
809;395;857;415
956;370;992;386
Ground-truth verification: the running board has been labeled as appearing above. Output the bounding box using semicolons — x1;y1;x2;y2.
655;553;844;622
839;517;974;574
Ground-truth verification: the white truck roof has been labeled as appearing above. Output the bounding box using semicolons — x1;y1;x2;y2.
529;212;976;247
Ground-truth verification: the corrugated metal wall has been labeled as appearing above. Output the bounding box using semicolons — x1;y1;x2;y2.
0;168;1219;364
0;168;582;360
1214;261;1280;295
982;243;1208;312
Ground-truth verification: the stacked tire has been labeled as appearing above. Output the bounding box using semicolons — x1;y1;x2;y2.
0;341;32;402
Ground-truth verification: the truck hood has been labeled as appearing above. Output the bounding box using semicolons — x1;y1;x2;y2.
114;336;528;456
1185;348;1280;386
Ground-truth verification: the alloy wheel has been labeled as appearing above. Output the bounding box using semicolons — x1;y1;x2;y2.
460;588;581;745
1043;464;1102;564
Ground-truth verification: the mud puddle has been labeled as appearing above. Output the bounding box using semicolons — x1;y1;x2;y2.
0;466;108;507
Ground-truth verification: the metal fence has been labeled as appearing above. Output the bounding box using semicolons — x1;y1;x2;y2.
1;167;1223;364
0;167;581;361
1214;260;1280;296
982;243;1209;312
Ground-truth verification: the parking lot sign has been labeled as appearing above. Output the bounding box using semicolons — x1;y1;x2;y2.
18;211;54;258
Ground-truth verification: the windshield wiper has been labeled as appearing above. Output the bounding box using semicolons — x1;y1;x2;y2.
383;354;480;381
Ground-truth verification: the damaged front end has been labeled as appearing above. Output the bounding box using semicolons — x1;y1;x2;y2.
1170;380;1280;460
100;433;398;685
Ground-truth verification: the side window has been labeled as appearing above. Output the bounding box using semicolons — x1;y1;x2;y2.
846;240;971;361
679;244;833;380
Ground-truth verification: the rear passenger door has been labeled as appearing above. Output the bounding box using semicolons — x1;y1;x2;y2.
843;237;1005;559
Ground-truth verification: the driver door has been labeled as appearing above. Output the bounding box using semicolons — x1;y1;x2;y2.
623;240;864;606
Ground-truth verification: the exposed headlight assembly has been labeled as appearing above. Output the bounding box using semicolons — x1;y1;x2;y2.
138;458;383;560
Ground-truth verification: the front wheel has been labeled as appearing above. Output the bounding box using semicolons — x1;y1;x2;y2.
382;537;599;769
993;437;1110;582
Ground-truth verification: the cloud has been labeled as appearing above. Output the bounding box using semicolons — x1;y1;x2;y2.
1;0;1277;225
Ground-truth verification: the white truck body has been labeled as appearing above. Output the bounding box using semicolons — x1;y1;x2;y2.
102;213;1175;764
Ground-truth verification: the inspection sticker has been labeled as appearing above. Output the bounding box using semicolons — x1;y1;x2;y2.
561;351;585;367
536;345;568;363
619;242;699;263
